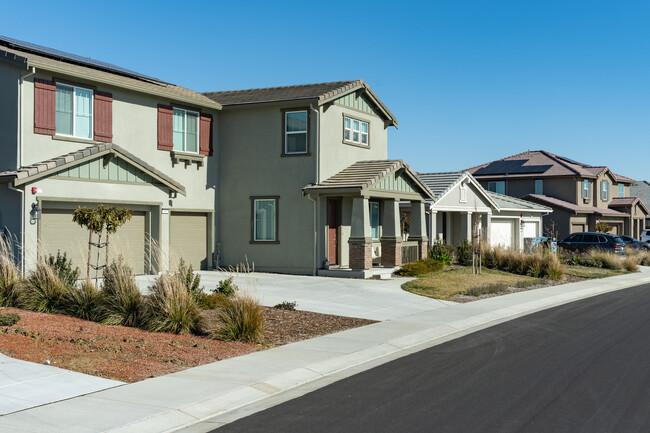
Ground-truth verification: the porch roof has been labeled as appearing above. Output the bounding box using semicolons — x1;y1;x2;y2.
0;143;186;195
610;196;650;214
302;160;435;200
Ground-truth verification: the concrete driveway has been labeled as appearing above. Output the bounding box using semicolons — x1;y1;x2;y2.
136;271;454;321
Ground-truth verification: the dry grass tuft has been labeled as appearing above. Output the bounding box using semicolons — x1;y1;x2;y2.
0;236;26;308
145;273;204;335
100;257;144;327
26;262;68;313
212;293;263;342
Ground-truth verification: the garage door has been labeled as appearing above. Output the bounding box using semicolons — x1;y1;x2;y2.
170;212;208;270
490;220;514;248
571;224;586;233
40;208;146;275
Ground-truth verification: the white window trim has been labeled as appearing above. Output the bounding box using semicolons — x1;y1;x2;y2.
173;108;200;154
55;83;94;139
284;110;308;155
582;180;590;199
601;181;609;201
253;198;277;242
343;116;369;146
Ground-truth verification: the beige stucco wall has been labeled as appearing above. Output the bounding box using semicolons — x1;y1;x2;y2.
15;69;219;273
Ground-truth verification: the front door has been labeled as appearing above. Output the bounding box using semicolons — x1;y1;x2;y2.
327;199;339;265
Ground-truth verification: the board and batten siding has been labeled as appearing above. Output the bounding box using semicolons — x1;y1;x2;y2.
55;157;159;185
334;93;381;117
371;172;417;194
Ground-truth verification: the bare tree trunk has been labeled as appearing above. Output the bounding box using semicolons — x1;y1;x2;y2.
105;233;110;268
87;231;92;279
95;233;102;286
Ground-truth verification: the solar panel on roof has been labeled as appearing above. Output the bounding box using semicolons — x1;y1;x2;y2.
474;160;552;176
0;35;167;84
557;155;581;165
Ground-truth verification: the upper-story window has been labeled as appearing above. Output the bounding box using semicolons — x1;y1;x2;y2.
601;181;609;201
488;181;505;195
618;184;625;197
284;110;308;154
582;180;591;199
535;179;543;195
173;108;199;153
55;84;93;139
344;116;369;146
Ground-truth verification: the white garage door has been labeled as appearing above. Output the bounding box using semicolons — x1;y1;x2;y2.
40;207;146;275
522;221;538;239
170;212;209;270
491;220;514;249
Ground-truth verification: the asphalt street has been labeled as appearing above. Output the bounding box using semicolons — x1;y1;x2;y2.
212;283;650;433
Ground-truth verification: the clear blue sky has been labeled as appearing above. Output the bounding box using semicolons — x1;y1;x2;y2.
4;0;649;180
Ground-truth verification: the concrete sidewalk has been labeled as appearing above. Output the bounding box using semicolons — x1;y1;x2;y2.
2;271;649;432
137;271;455;320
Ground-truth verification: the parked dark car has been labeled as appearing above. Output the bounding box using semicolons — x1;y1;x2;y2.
618;235;650;250
558;232;625;254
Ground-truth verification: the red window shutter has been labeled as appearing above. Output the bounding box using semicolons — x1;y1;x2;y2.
34;78;56;135
199;113;213;156
93;91;113;142
157;105;174;150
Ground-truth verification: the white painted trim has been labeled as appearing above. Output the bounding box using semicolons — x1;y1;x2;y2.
172;107;200;154
55;83;94;140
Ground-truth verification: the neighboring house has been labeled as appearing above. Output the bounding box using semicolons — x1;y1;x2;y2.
416;172;550;251
630;181;650;228
204;82;434;277
467;151;648;239
0;36;219;274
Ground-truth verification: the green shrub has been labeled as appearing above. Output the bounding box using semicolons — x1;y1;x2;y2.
456;240;473;266
26;262;68;313
63;279;102;321
145;273;203;335
213;276;238;297
213;293;263;342
46;251;80;289
0;312;20;326
100;258;143;327
177;259;203;300
273;301;297;310
195;292;231;310
395;261;430;277
429;240;453;266
422;258;445;272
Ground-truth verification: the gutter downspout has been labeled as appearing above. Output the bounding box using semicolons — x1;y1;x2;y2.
307;104;321;276
7;183;25;275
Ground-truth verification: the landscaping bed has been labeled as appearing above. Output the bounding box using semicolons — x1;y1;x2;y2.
0;306;374;383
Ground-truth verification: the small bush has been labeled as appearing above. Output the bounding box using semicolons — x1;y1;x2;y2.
0;256;26;308
429;240;453;266
273;301;297;311
623;256;639;272
213;276;238;297
26;262;68;313
0;312;20;326
145;273;203;335
456;240;473;266
63;279;102;321
422;258;445;272
177;259;203;300
395;261;429;277
100;258;143;327
213;293;263;342
195;292;231;310
47;251;80;289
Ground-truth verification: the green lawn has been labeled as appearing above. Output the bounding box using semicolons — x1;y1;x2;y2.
563;265;628;279
402;267;544;301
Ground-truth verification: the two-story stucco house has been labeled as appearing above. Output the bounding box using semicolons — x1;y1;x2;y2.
467;151;648;239
0;36;220;275
204;81;434;277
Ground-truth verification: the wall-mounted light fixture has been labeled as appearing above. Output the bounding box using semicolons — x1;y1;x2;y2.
30;202;41;224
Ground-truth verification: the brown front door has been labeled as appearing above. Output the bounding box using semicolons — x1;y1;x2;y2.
327;199;338;265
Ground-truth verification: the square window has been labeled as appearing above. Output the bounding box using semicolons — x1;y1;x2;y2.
55;84;93;139
488;181;505;195
253;198;277;242
284;110;308;154
173;108;200;153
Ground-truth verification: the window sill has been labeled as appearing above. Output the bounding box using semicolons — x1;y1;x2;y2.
171;151;205;168
342;140;370;149
250;240;280;244
281;152;311;157
52;135;99;145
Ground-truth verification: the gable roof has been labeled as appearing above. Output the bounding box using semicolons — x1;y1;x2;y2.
204;79;397;127
0;35;220;110
417;171;498;208
0;143;185;195
302;160;433;199
486;191;551;213
522;194;628;216
468;150;634;182
610;196;650;214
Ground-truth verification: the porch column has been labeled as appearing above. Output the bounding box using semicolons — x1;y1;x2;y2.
466;211;473;243
348;197;372;270
430;210;437;244
410;201;429;260
486;213;492;246
380;198;402;267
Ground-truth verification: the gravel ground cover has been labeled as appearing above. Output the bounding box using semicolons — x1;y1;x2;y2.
0;306;375;383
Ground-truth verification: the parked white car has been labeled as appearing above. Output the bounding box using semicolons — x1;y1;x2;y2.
642;229;650;243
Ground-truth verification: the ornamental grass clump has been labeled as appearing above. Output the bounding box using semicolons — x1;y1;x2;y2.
480;245;564;281
145;273;203;335
100;257;143;327
623;255;639;272
0;238;26;308
26;261;68;313
213;293;263;343
587;250;623;271
63;279;102;321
